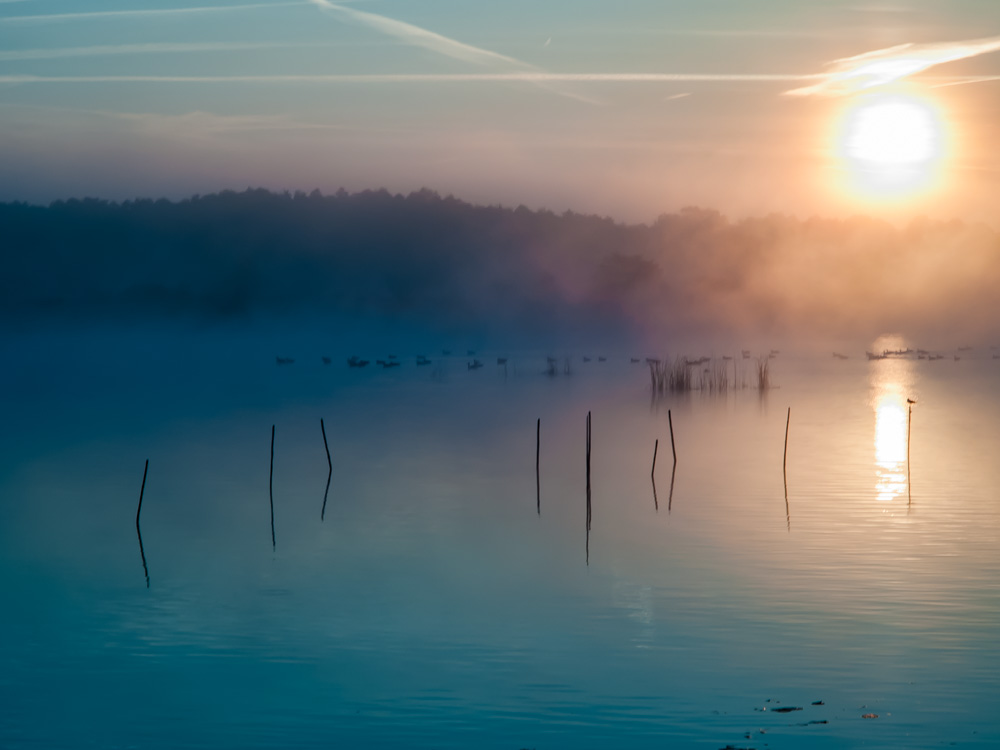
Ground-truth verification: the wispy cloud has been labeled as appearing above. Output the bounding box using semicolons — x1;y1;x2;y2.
305;0;606;103
113;110;347;138
786;35;1000;96
0;73;822;84
0;1;307;24
0;41;295;62
307;0;528;69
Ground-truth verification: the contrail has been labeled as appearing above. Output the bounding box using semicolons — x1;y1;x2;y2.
0;41;294;61
0;1;308;23
786;34;1000;96
307;0;528;69
306;0;602;103
0;73;824;84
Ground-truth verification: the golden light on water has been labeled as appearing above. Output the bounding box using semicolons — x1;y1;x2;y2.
874;396;908;502
869;341;915;504
833;90;949;202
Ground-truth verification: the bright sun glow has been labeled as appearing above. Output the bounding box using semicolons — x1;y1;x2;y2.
835;91;947;200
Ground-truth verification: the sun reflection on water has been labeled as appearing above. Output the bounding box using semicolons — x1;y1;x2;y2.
869;344;916;504
875;397;908;502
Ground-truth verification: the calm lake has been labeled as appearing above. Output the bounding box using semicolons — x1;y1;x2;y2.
2;327;999;749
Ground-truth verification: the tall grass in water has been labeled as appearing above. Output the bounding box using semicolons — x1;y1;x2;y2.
755;356;771;391
698;359;729;393
732;356;749;390
649;357;692;393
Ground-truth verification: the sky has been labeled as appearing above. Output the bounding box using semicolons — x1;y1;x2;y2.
1;0;998;222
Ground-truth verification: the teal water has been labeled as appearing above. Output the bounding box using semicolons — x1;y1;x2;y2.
2;329;999;749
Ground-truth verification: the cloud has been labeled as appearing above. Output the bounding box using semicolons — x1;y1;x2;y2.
0;41;295;62
0;1;307;24
930;74;1000;88
113;110;345;137
307;0;527;69
306;0;605;104
786;35;1000;96
0;73;822;85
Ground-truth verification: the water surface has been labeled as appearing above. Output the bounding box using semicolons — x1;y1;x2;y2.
2;330;999;749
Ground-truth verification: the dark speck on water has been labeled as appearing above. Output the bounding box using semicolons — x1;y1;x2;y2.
771;706;803;713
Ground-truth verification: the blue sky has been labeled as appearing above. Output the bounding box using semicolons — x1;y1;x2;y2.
1;0;998;220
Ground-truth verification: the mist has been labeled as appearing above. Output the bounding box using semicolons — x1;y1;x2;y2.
3;187;997;350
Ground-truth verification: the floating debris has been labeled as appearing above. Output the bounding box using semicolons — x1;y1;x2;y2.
771;706;803;713
862;713;878;719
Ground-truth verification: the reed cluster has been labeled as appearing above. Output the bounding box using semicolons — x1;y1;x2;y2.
648;357;692;393
755;356;771;391
698;359;730;393
649;353;773;394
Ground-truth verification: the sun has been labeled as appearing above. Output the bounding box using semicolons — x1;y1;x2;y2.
834;91;948;200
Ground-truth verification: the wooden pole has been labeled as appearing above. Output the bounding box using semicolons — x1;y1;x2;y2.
136;459;149;588
907;404;912;466
668;462;676;513
586;411;592;566
136;459;148;529
586;411;592;530
783;407;790;474
269;425;276;549
651;439;658;479
320;418;332;521
907;404;912;507
668;410;676;465
536;418;540;516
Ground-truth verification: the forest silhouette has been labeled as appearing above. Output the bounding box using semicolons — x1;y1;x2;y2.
2;188;997;343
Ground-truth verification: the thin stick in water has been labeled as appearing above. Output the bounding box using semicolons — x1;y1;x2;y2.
668;462;676;513
586;411;592;528
320;418;332;521
651;438;658;479
269;424;276;549
907;404;912;507
536;417;541;515
586;412;592;565
784;468;791;532
136;459;149;588
783;407;790;474
668;410;676;465
907;404;912;466
136;459;148;529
